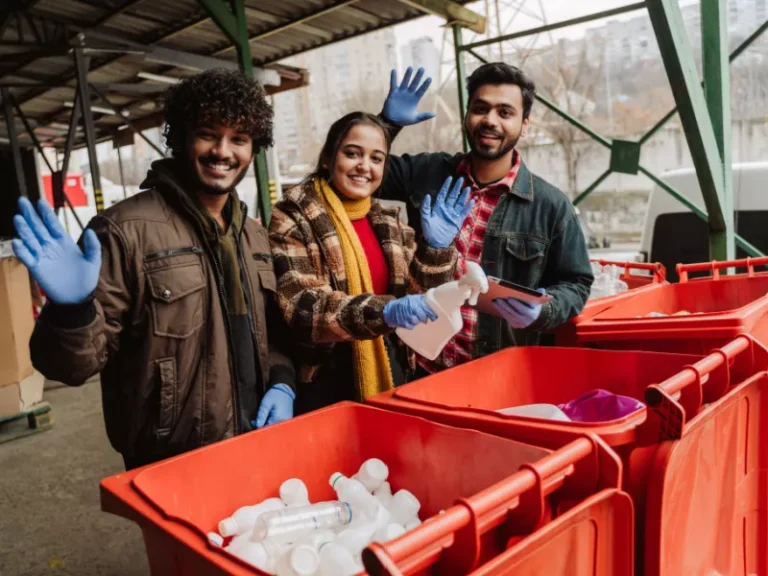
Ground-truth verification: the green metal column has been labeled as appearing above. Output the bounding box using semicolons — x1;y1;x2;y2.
645;0;728;261
452;24;470;153
701;0;735;261
196;0;272;224
232;0;271;224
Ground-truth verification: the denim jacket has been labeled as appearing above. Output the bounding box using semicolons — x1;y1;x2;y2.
380;151;593;357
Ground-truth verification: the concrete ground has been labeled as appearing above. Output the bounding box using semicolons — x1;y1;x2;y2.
0;380;148;576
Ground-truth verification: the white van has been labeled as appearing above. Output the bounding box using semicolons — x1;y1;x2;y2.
639;161;768;280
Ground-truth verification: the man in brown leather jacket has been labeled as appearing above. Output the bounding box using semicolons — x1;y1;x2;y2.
11;69;296;470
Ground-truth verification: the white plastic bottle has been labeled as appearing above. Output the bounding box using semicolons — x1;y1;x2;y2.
219;497;286;537
352;458;389;492
279;530;336;576
387;489;421;526
374;481;393;507
336;520;377;559
318;542;361;576
405;517;422;531
396;262;488;360
280;478;311;507
231;538;288;574
374;523;406;543
253;501;353;545
329;472;380;519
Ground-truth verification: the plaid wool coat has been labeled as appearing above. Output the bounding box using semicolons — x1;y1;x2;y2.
268;179;458;384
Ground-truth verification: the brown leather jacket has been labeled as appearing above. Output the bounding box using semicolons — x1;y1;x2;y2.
30;162;295;465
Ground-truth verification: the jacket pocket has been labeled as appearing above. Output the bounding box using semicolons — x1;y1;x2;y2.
154;357;177;439
253;259;278;293
147;260;206;338
504;236;548;287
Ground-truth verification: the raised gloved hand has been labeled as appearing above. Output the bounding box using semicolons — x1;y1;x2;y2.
492;289;547;330
383;294;438;330
382;67;436;127
253;384;295;428
421;176;474;248
12;197;101;305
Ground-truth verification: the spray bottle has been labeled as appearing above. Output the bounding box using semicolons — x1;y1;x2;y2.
396;261;488;360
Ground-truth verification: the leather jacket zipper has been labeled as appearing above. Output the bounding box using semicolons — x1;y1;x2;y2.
144;246;203;262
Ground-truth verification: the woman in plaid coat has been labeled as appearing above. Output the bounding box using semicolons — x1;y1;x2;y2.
269;112;472;414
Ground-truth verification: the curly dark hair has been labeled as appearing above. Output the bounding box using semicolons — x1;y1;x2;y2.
162;68;274;159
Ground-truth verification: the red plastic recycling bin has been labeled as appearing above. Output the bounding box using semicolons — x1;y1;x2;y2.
553;260;667;346
574;257;768;354
367;337;768;576
101;403;633;575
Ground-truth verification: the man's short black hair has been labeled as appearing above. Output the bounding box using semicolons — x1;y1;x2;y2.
466;63;536;120
163;68;274;159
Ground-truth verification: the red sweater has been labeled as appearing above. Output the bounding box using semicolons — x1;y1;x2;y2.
351;216;390;295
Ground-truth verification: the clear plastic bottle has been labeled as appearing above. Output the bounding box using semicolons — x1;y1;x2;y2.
219;497;286;537
252;501;353;545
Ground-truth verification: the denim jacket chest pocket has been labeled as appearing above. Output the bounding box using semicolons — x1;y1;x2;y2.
503;236;549;288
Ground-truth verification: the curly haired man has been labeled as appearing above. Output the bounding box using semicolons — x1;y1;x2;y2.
12;69;296;470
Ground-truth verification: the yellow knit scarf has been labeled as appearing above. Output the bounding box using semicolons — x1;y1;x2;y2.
314;178;394;400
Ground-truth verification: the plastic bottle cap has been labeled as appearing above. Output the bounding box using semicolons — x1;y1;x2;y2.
362;459;388;482
291;545;320;576
329;472;345;488
207;532;224;547
218;517;238;538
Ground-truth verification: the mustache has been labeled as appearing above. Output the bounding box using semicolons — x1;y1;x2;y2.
199;155;239;169
473;126;504;139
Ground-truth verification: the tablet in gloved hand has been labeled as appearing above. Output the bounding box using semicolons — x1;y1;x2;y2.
474;277;552;316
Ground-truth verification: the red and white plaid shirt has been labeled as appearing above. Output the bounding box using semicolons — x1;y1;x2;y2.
418;150;522;373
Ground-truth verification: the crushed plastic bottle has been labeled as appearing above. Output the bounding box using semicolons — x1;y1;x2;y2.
253;501;353;545
219;497;286;537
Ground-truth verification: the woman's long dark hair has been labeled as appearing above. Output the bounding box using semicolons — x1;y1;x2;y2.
306;111;392;186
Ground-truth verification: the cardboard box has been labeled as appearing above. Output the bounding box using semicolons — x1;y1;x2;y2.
0;371;44;419
0;253;35;386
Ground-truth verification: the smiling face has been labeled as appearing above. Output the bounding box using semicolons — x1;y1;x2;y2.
464;83;530;161
187;122;253;196
327;123;387;201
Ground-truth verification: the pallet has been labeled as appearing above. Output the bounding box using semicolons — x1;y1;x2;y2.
0;402;53;445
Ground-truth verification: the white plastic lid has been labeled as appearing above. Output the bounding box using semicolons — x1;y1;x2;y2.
218;517;238;538
207;532;224;547
291;545;320;576
357;459;389;491
280;478;310;506
329;472;345;488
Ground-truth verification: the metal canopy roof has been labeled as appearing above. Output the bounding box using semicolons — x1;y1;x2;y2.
0;0;471;150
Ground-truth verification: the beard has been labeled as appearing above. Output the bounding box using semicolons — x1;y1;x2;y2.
466;124;521;161
191;155;250;196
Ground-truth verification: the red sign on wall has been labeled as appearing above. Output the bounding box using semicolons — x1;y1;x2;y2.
42;173;87;207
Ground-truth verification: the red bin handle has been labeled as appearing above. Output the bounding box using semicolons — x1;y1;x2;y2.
643;335;762;441
677;256;768;282
592;259;666;284
362;436;601;576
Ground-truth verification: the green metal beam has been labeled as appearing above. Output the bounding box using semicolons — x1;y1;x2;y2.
400;0;486;34
573;169;611;206
638;18;768;146
197;0;239;45
702;0;734;260
645;0;726;238
460;2;647;53
453;24;469;153
232;0;271;224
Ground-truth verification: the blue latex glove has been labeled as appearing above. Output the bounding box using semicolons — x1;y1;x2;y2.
253;384;295;428
12;197;101;305
383;294;438;330
492;289;547;330
421;176;474;248
382;67;436;127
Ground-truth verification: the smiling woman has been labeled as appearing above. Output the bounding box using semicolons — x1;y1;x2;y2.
268;111;462;414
